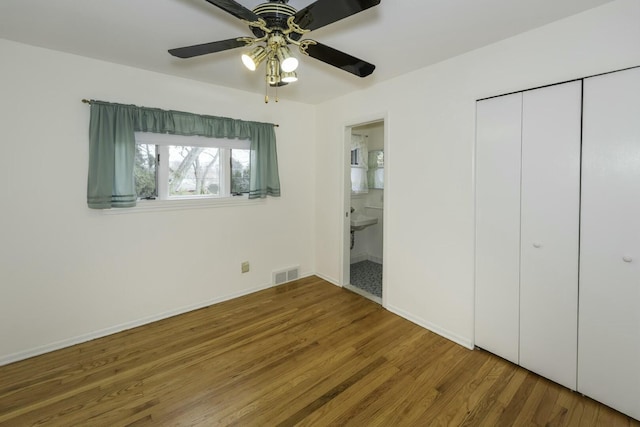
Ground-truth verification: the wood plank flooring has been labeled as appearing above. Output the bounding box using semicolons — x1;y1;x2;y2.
0;276;637;426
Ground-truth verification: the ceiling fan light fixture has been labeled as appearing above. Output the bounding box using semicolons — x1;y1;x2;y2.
168;0;380;102
276;45;298;72
241;46;267;71
281;71;298;83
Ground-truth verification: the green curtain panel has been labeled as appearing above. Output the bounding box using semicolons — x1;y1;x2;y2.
87;101;280;209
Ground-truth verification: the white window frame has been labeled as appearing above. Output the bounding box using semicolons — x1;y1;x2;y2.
103;132;258;214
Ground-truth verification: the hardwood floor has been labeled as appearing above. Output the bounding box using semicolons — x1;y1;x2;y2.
0;276;637;426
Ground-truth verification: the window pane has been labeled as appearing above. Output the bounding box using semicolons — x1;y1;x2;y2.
375;150;384;167
351;149;359;166
135;144;157;199
231;149;250;194
168;146;220;197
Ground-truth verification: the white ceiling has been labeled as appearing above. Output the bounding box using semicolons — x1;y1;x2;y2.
0;0;614;104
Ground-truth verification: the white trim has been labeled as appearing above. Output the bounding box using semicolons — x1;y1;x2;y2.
314;272;341;288
472;92;479;350
386;304;474;350
1;272;476;367
220;148;231;196
157;144;169;198
349;253;382;264
0;274;315;367
367;255;383;264
350;253;368;264
100;196;264;215
380;113;390;310
342;127;353;287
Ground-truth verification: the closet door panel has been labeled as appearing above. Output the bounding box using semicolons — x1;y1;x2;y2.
519;81;581;390
579;67;640;420
475;93;522;364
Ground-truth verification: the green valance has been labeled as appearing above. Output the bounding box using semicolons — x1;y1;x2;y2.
87;100;280;209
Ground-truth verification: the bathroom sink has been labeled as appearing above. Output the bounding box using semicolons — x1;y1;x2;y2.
350;213;378;231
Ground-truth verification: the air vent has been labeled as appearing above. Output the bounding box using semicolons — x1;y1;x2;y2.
273;266;300;285
274;271;287;285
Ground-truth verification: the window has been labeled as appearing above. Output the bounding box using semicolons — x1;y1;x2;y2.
350;137;369;194
134;133;250;201
351;148;360;166
135;143;157;199
367;150;384;189
231;149;251;194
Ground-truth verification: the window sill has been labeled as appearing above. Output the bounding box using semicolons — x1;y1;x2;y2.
101;196;264;215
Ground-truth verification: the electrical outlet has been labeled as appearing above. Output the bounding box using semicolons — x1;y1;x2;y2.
241;261;250;273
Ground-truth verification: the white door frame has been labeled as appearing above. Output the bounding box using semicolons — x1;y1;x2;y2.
340;113;390;307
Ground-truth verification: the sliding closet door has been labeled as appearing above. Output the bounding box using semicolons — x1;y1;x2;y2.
579;67;640;420
475;93;522;364
519;82;581;390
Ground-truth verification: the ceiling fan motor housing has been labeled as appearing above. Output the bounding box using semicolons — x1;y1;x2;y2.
250;1;297;37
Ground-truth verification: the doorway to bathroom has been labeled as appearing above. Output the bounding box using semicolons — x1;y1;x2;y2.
342;119;386;305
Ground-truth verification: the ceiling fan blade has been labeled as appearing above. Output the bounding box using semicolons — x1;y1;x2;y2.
169;38;248;58
303;42;375;77
293;0;380;32
203;0;261;22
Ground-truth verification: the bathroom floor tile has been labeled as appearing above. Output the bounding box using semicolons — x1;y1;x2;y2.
350;260;382;298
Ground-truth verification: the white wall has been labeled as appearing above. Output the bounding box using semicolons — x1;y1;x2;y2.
0;39;316;364
315;0;640;348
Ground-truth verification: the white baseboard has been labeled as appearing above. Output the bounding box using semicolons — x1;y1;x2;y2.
1;272;473;368
386;304;474;350
367;255;383;264
350;253;383;264
350;253;367;264
313;272;342;287
0;280;282;367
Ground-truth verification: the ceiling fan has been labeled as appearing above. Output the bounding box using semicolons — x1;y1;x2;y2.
169;0;381;101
